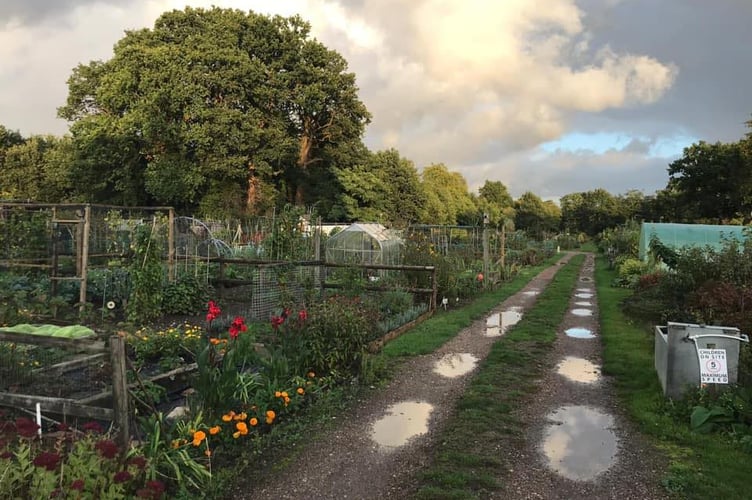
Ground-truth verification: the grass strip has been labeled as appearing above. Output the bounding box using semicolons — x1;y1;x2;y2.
382;254;563;358
413;254;585;499
595;257;751;499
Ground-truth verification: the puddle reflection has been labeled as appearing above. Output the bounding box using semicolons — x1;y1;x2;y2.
371;401;433;449
557;357;601;383
574;301;592;307
576;288;593;293
523;289;540;296
571;308;593;317
575;293;594;299
433;353;478;378
565;327;595;339
542;405;617;480
485;310;523;337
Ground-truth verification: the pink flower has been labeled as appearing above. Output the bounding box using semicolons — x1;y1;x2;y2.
94;439;119;459
33;451;61;471
113;470;132;484
70;479;85;491
298;309;308;321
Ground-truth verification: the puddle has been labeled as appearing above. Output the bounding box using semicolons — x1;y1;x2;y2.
556;357;601;383
485;310;523;337
575;293;593;299
565;327;596;339
542;405;617;480
371;401;433;449
576;288;592;293
574;301;592;307
523;289;540;296
433;353;479;378
571;308;593;317
580;277;592;282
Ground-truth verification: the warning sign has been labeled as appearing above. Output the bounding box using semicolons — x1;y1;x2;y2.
698;349;729;384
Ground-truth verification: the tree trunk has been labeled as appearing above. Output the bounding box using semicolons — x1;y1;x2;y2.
246;163;261;215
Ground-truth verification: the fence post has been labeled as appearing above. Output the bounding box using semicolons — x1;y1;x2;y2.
431;266;438;312
168;208;175;282
110;334;130;451
79;205;91;316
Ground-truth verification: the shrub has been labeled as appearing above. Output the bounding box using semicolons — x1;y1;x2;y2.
613;258;648;288
162;275;211;315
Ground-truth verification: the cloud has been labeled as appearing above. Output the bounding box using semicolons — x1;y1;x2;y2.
318;0;677;168
0;0;136;27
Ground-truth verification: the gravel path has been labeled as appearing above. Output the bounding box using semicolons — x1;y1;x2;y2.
496;253;667;500
240;255;573;499
238;253;667;499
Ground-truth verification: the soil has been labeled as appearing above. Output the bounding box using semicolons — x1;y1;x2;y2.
235;253;668;499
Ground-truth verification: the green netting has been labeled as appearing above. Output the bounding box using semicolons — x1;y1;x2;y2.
639;222;748;260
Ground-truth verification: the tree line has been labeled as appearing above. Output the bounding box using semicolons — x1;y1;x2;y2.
1;7;750;236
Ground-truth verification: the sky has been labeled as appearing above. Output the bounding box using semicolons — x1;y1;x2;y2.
1;0;751;200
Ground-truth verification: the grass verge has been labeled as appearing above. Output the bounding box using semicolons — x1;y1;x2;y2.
382;254;564;358
412;254;585;499
595;256;751;499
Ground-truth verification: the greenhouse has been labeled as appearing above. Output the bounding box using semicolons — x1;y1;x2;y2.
325;223;402;265
639;222;749;261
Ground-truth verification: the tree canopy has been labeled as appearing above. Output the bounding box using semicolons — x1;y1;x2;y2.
58;7;370;216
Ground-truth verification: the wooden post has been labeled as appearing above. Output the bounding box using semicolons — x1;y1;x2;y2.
110;334;130;451
168;208;175;282
314;217;322;296
79;205;91;316
482;222;490;288
50;208;59;304
431;266;438;311
500;224;506;278
218;259;225;299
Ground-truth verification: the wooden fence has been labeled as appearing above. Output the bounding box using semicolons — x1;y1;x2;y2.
0;330;130;448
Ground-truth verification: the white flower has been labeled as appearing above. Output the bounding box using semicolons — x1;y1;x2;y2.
106;301;116;310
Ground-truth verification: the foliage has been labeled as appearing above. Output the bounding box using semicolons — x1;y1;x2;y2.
597;221;640;260
298;295;376;378
667;139;752;223
420;164;478;225
162;275;211;315
58;7;370;215
0;416;161;499
613;258;648;288
129;322;204;371
514;191;561;238
127;223;165;323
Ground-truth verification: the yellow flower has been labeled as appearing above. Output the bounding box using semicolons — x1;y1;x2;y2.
297;387;305;395
233;431;241;439
209;426;221;435
249;417;258;427
192;430;206;446
281;391;289;398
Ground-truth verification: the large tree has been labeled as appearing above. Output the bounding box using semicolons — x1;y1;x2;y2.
667;140;752;223
514;191;560;237
59;7;370;215
477;180;515;227
419;164;476;225
0;135;73;202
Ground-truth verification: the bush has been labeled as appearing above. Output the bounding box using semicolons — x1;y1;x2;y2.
162;275;211;315
613;258;648;288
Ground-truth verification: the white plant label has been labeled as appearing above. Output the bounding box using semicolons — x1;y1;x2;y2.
698;349;729;384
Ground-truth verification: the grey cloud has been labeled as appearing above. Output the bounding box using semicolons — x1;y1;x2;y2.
0;0;133;27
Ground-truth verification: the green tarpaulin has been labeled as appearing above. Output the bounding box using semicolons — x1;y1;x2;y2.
639;222;748;261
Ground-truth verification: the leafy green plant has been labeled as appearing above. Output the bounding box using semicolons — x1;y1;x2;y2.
162;275;211;315
127;222;165;323
129;322;204;371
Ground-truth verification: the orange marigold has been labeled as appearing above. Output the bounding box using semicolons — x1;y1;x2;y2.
221;411;235;422
266;410;275;419
249;417;258;426
235;422;249;435
297;387;305;395
209;426;221;435
192;431;206;447
209;338;220;345
274;391;282;398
